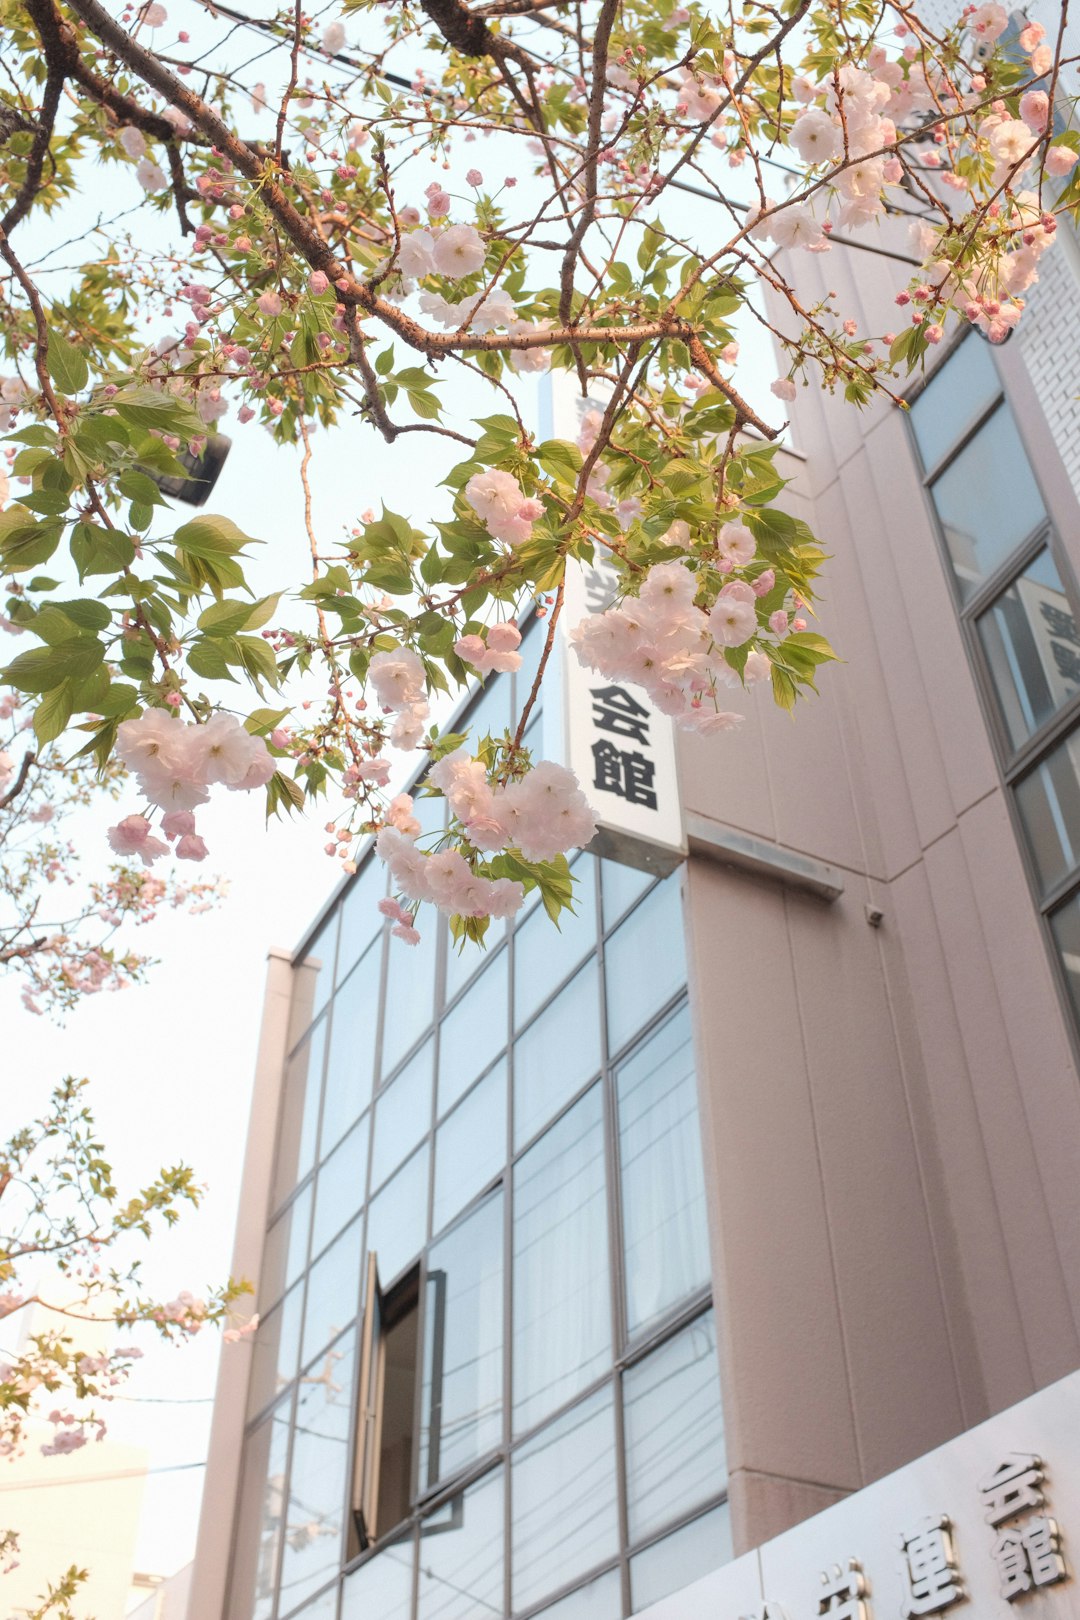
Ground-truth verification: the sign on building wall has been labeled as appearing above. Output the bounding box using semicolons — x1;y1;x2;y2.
633;1369;1080;1620
546;374;687;876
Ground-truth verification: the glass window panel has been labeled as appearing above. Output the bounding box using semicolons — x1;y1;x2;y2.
629;1504;733;1612
417;1467;505;1620
532;1569;622;1620
262;1185;312;1310
444;921;508;1008
294;1588;339;1620
513;1086;610;1433
420;1192;503;1491
341;1538;414;1620
908;334;1000;468
273;1020;326;1211
321;946;380;1156
280;1330;356;1612
248;1284;304;1421
513;617;545;722
432;1063;506;1235
371;1039;434;1192
1015;729;1080;893
604;878;685;1057
514;960;602;1151
514;858;597;1028
511;1387;618;1613
381;915;437;1079
929;403;1045;601
337;857;385;986
600;859;654;933
976;549;1080;749
616;1004;711;1337
368;1145;430;1286
623;1310;727;1541
312;1115;369;1259
297;915;338;1028
438;950;508;1115
463;673;513;752
1051;892;1080;1026
302;1216;362;1365
227;1398;292;1620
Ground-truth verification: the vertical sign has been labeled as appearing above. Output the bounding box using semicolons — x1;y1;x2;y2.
547;372;686;876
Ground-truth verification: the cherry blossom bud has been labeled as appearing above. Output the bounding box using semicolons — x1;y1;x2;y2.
309;271;330;295
753;570;776;597
925;324;943;344
466;168;483;185
257;290;282;318
769;610;789;634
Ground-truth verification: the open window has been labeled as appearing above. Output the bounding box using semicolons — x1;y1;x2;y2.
350;1254;420;1554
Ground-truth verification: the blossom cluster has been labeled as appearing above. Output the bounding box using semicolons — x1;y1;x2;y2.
108;710;274;863
465;471;544;546
572;555;778;733
454;621;524;675
368;648;431;750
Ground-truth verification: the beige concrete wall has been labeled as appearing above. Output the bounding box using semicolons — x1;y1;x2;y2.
187;949;296;1620
681;224;1080;1555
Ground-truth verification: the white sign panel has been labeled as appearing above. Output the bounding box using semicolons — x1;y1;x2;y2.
634;1369;1080;1620
546;372;686;876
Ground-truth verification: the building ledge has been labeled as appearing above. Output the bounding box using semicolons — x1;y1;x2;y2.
686;812;845;901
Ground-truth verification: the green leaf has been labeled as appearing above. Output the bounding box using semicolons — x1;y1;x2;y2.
118;469;167;509
245;706;290;736
32;680;75;745
174;513;259;559
69;522;136;580
187;638;237;681
46;332;89;395
54;598;111;634
3;637;104;694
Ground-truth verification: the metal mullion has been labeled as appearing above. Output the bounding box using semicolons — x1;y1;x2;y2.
509;1055;604;1166
1037;860;1080;918
625;1487;732;1565
1002;690;1080;784
269;1382;299;1620
605;985;690;1070
956;521;1053;624
617;1285;714;1373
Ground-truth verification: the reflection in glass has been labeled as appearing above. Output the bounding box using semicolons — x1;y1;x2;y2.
420;1192;503;1490
301;1217;362;1365
298;915;338;1026
432;1062;505;1234
629;1503;733;1612
444;920;508;1008
604;877;685;1056
623;1311;726;1541
247;1284;304;1420
511;1386;618;1613
513;1086;610;1433
381;917;437;1079
514;858;597;1027
600;859;654;933
294;1587;339;1620
617;1005;711;1336
930;403;1045;601
228;1398;292;1620
463;675;512;755
367;1145;430;1285
371;1039;434;1192
533;1569;622;1620
321;945;380;1155
337;859;385;987
977;549;1080;748
1016;731;1080;892
262;1184;312;1311
514;959;602;1149
438;950;508;1115
1051;893;1080;1025
311;1115;368;1259
417;1467;505;1620
279;1331;356;1611
273;1020;326;1212
341;1537;414;1620
908;334;1000;468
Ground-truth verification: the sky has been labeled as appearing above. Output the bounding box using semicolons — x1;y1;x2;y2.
2;0;788;1594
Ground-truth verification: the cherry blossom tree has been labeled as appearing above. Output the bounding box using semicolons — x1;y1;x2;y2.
0;0;1075;950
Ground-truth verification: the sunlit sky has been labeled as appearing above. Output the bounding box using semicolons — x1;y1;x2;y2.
3;0;788;1588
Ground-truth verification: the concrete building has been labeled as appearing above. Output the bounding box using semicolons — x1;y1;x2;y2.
191;74;1080;1620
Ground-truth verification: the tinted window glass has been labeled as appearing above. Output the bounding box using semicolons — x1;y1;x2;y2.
312;1114;369;1258
273;1019;326;1211
514;959;602;1150
420;1191;503;1491
623;1310;727;1541
301;1216;362;1365
381;915;437;1079
417;1467;505;1620
908;335;1000;468
513;1085;610;1433
604;877;685;1056
511;1387;618;1613
629;1503;733;1611
514;856;597;1027
438;949;508;1115
367;1145;429;1286
1051;893;1080;1026
1016;730;1080;892
533;1569;622;1620
297;914;338;1027
432;1061;506;1234
976;549;1080;749
930;403;1045;601
247;1284;303;1421
371;1039;433;1192
228;1399;292;1620
600;859;654;932
341;1537;413;1620
617;1005;711;1336
337;858;385;986
262;1184;312;1310
321;946;380;1155
280;1330;356;1610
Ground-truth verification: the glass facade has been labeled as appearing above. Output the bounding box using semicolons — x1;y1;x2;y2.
227;630;727;1620
910;337;1080;1029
